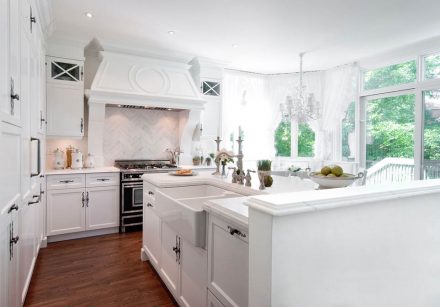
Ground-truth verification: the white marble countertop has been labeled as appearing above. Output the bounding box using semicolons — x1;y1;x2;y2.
45;166;120;175
246;178;440;217
178;164;216;170
143;171;318;226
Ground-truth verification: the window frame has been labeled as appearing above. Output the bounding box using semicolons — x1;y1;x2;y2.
358;53;440;180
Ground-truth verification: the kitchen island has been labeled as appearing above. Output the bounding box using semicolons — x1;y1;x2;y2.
141;172;440;307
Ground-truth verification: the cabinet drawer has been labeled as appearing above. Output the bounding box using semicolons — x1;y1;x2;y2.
86;173;119;187
143;182;157;201
47;174;85;190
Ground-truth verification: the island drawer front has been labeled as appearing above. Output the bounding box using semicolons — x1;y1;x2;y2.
212;215;248;244
47;174;86;190
143;182;157;202
86;173;119;187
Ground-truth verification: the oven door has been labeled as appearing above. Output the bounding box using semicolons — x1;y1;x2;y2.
121;182;143;214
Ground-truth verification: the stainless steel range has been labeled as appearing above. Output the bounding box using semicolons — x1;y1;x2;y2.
115;159;178;232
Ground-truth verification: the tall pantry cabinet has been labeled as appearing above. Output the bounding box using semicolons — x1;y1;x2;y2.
0;0;50;306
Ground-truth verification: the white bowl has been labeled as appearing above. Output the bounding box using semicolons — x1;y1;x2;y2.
308;172;362;189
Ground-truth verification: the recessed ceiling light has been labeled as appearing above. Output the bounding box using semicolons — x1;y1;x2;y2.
117;104;122;107
167;108;173;111
232;44;239;48
168;31;175;35
85;12;94;18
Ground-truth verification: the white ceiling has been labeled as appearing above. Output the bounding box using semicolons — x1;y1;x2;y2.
50;0;440;73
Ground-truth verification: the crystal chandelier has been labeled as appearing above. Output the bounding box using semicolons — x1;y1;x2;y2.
280;53;320;122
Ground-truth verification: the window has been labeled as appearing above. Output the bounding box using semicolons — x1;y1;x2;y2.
362;60;416;91
423;90;440;179
365;93;415;183
342;101;355;161
298;122;315;157
424;53;440;80
202;81;221;96
274;121;291;157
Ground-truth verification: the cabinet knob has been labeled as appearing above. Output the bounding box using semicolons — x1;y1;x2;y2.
10;236;19;244
146;203;153;207
148;191;154;195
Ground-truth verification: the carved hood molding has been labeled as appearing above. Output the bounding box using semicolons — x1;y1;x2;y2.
86;51;205;110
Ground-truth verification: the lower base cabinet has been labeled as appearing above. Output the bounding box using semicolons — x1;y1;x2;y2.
159;223;208;307
46;173;119;237
208;214;249;307
207;290;225;307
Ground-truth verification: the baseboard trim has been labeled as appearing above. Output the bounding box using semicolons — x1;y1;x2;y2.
41;236;48;248
47;227;119;243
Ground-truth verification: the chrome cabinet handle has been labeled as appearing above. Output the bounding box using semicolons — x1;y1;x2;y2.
80;118;84;133
59;180;74;183
227;226;247;238
8;204;19;213
10;78;19;116
28;194;41;205
97;178;110;181
10;236;19;244
173;236;181;263
81;192;85;207
30;137;41;177
85;192;89;207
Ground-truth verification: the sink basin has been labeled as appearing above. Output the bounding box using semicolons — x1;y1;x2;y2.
153;185;241;247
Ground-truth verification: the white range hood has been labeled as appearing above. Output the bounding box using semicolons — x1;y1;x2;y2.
86;51;207;166
86;51;205;110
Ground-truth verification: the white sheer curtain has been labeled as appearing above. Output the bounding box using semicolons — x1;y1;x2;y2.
222;64;358;165
316;64;358;160
222;70;277;160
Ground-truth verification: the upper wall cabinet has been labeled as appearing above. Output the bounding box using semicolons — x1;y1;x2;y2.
46;56;84;138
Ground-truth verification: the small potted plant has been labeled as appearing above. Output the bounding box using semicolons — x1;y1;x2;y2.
257;160;273;188
205;156;212;166
192;156;201;166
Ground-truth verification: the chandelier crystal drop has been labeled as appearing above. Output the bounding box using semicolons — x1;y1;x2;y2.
280;53;320;122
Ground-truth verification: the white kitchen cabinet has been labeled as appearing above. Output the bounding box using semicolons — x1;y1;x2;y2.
179;238;207;307
160;222;181;296
143;198;161;268
0;199;21;307
0;0;21;126
208;215;248;307
46;56;84;137
46;173;119;237
19;189;39;303
207;290;225;307
46;188;86;236
0;122;21;214
85;186;119;230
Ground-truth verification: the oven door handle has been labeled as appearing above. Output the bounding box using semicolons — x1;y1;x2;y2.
121;183;143;188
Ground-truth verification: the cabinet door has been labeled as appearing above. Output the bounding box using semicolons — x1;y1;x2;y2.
46;188;85;236
207;290;225;307
179;238;207;307
85;186;119;230
1;0;21;125
19;198;37;303
160;223;180;297
0;204;20;307
0;122;21;213
143;202;161;268
208;216;249;307
46;83;84;137
0;207;11;307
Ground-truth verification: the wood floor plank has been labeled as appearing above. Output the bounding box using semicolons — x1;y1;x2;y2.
24;232;178;307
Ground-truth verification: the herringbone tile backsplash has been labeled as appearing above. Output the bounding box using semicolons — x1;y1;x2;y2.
103;107;180;165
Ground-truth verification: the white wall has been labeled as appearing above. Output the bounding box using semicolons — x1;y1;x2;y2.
102;106;181;165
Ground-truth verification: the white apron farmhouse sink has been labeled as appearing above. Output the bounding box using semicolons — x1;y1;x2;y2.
154;185;241;247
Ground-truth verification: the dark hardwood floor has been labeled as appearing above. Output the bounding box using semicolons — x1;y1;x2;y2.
24;232;178;307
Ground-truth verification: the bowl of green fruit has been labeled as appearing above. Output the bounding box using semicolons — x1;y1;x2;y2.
309;165;363;189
